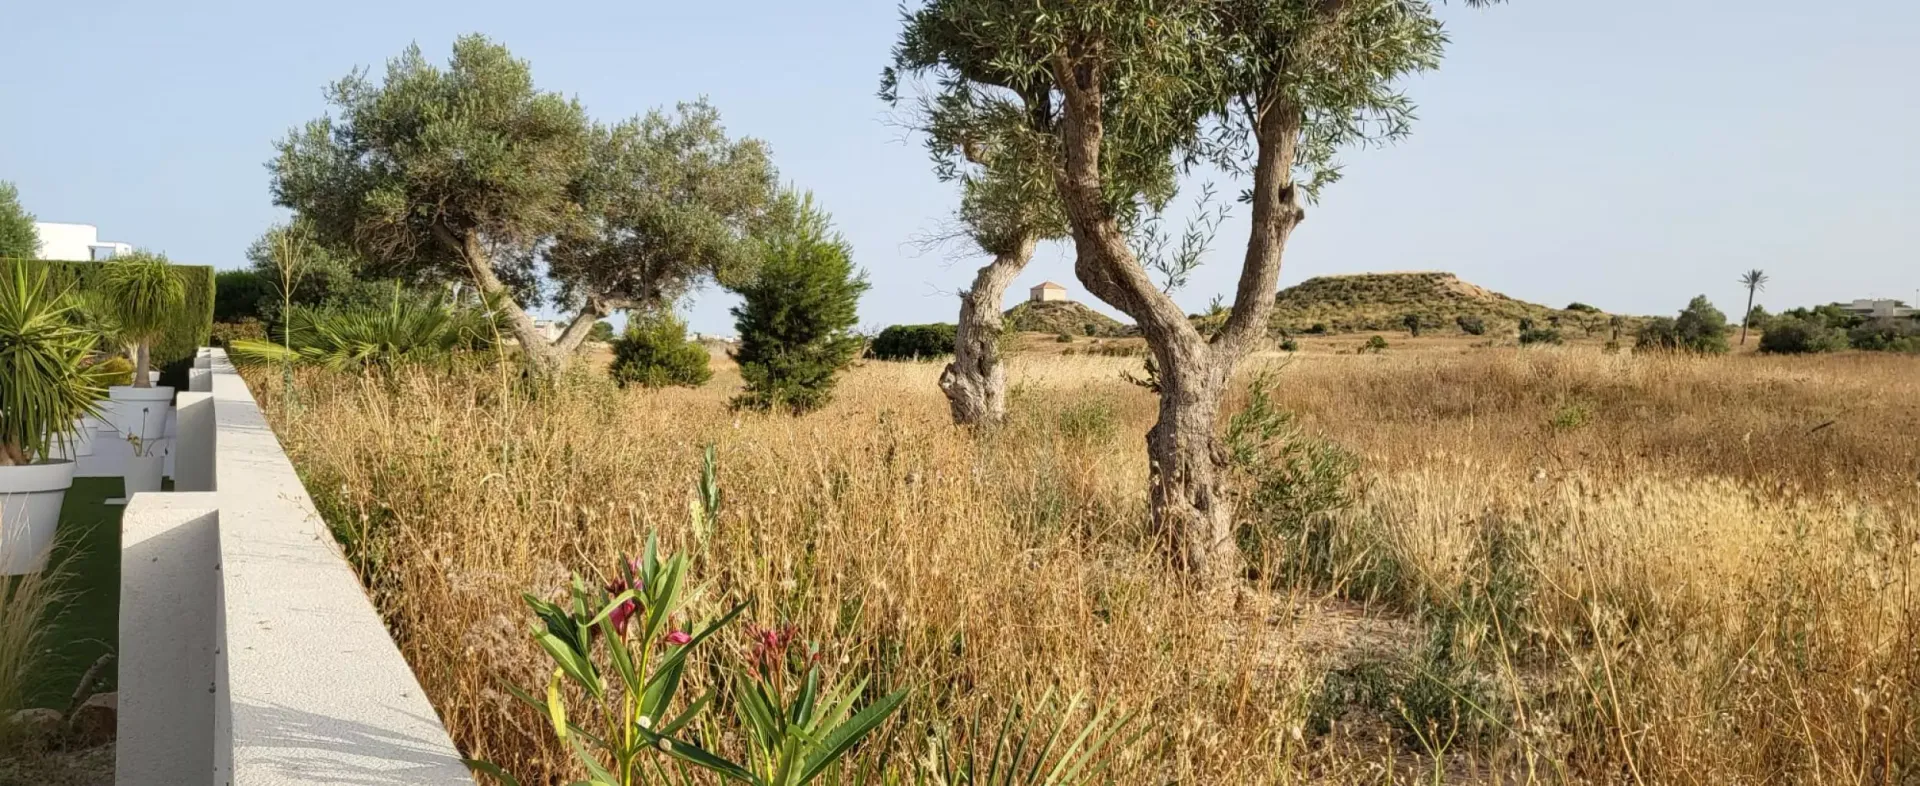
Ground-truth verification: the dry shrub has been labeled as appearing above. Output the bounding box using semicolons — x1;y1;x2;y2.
256;347;1920;784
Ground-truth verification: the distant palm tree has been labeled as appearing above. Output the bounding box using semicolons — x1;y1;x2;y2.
1738;269;1768;346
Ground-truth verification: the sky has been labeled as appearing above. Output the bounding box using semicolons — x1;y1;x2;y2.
3;1;1916;335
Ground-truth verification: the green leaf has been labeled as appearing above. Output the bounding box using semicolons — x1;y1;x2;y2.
462;758;523;786
537;633;603;699
797;688;908;785
545;669;570;742
638;728;759;784
570;736;621;785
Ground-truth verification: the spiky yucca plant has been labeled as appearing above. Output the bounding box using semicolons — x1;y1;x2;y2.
0;265;105;465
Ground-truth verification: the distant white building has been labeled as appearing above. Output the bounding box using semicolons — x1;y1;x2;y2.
32;222;133;261
529;319;565;341
1030;281;1068;303
1842;299;1915;319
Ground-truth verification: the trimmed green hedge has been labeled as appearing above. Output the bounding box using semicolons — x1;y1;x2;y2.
1;258;215;389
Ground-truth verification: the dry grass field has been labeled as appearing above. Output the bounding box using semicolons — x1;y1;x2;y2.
255;342;1920;784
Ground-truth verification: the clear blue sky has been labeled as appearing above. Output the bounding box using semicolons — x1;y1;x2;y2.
4;1;1915;334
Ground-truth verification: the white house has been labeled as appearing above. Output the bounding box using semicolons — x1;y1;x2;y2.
1030;281;1068;303
1842;299;1915;319
32;222;133;261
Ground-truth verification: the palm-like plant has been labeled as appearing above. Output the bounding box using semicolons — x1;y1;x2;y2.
920;693;1148;786
227;284;498;372
0;266;106;465
1738;269;1768;346
98;251;185;387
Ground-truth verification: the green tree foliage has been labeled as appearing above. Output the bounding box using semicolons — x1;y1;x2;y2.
1455;315;1486;335
729;194;868;414
1565;302;1600;313
1744;305;1772;334
1636;295;1729;354
272;37;776;376
608;310;712;389
0;182;38;260
214;269;274;323
100;251;187;387
869;323;957;360
1757;315;1848;354
1362;335;1389;353
550;100;778;319
270;36;587;372
588;320;615;344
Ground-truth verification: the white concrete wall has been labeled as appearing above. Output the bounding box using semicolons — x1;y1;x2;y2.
118;493;221;784
118;349;471;785
31;222;97;260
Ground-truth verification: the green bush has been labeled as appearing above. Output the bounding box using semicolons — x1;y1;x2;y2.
1636;296;1729;354
1279;337;1299;352
1565;301;1601;313
609;311;712;388
211;318;268;348
1847;318;1920;353
1757;315;1848;354
588;320;615;344
729;193;868;414
214;269;273;323
1;258;213;389
1455;315;1486;335
1518;327;1563;346
87;356;134;388
1361;335;1388;353
869;323;956;360
1225;373;1358;582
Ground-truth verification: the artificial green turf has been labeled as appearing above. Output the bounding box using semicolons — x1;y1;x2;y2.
20;477;124;710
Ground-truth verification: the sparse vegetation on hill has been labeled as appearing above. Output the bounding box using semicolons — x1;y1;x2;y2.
1271;272;1620;336
1002;299;1129;337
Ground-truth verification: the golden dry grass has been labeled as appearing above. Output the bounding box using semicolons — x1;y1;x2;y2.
255;345;1920;784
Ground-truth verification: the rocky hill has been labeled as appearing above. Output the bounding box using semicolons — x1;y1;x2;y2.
1270;272;1622;336
1005;300;1132;337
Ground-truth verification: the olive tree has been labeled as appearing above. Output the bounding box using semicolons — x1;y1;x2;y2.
547;101;778;346
885;11;1173;426
892;0;1484;583
0;182;38;260
270;36;773;377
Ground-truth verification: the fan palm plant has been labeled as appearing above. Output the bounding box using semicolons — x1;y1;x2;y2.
228;283;499;372
98;251;185;388
0;265;105;466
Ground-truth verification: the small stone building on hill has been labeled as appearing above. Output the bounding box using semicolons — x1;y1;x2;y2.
1030;281;1068;303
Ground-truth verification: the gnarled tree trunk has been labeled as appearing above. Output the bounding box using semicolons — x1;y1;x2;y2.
1143;332;1242;582
940;234;1038;426
436;224;568;377
1045;47;1306;585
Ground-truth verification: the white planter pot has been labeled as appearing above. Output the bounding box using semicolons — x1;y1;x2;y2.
108;386;175;445
123;452;165;496
50;419;95;460
0;460;76;575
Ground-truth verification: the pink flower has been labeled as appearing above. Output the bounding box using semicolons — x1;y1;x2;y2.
605;558;646;637
665;630;692;646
